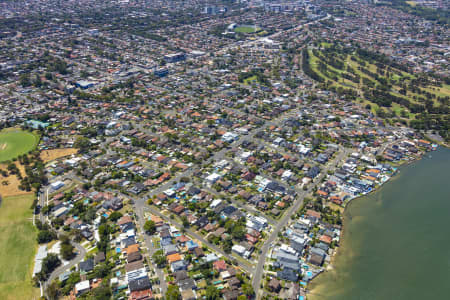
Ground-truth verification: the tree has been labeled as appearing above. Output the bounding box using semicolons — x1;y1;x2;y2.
231;225;246;241
74;137;91;153
93;262;112;278
71;229;83;242
242;283;255;297
97;224;110;252
61;272;80;295
181;216;190;228
205;285;221;300
60;242;75;260
98;224;110;236
19;73;31;87
37;230;56;244
97;239;108;253
223;237;233;254
47;281;59;300
34;74;43;87
45;72;53;80
109;211;122;222
152;250;166;267
52;217;64;227
92;285;112;300
37;254;61;280
166;284;181;300
143;220;156;235
200;267;213;280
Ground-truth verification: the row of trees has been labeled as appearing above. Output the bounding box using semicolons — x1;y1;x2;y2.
302;49;324;83
36;220;57;244
97;218;113;253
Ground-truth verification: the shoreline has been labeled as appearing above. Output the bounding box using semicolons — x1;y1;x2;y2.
307;149;430;298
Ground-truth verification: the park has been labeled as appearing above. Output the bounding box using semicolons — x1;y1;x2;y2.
0;128;39;162
0;193;39;299
0;128;40;299
234;25;260;33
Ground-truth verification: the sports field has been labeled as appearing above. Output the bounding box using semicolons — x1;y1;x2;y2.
0;194;39;300
234;25;260;33
0;129;39;162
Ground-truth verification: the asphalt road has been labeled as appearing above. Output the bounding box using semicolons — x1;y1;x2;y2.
251;148;350;298
135;206;168;295
38;183;87;295
128;106;336;297
216;14;330;55
201;185;277;226
30;13;335;295
46;242;87;286
126;108;294;297
143;205;253;272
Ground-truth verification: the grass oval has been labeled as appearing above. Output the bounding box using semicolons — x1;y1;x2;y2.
0;129;39;162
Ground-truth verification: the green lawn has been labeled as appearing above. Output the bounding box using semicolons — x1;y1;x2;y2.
243;75;259;85
234;25;260;33
309;47;449;121
0;194;39;300
0;128;39;162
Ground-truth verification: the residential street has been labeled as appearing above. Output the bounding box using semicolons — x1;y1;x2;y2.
45;242;87;288
2;0;446;299
135;206;168;295
251;147;350;298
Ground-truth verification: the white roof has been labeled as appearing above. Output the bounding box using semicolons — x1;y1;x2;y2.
126;268;147;282
75;280;90;291
221;271;231;279
164;189;175;196
222;132;237;138
50;180;65;189
232;244;246;253
252;216;268;226
261;37;274;44
206;173;221;182
282;170;293;178
210;199;222;209
280;244;297;255
53;206;68;217
241;151;252;159
259;178;272;188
